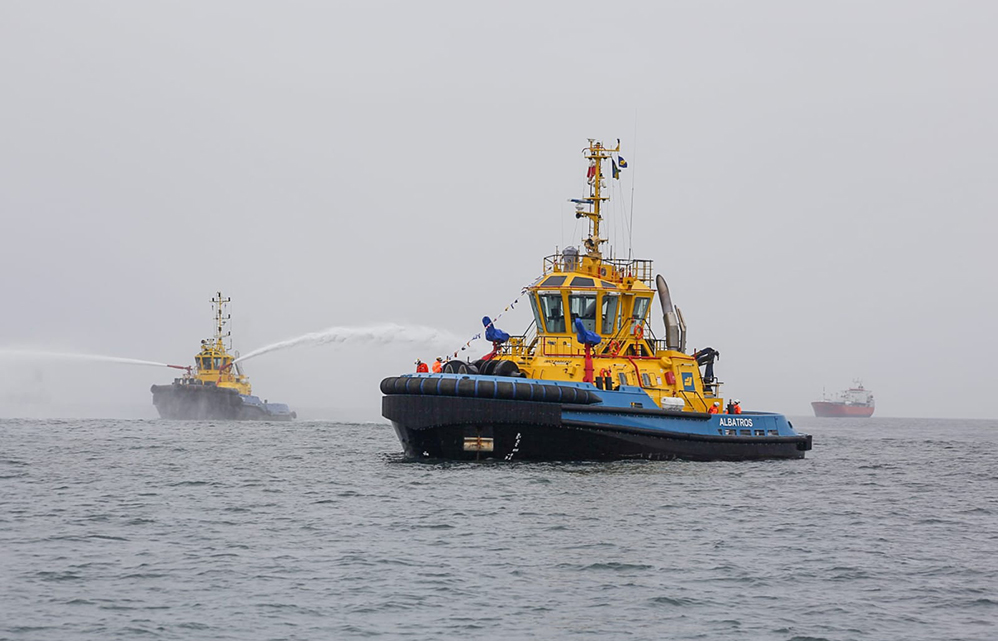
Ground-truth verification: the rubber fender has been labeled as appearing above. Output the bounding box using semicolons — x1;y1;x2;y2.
561;386;579;404
479;360;498;376
442;360;469;374
438;377;460;397
457;378;477;397
495;380;515;399
380;377;397;395
379;376;601;405
493;360;520;378
477;379;497;399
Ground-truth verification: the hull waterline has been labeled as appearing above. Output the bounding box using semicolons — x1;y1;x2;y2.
811;401;874;418
151;384;295;421
383;380;811;462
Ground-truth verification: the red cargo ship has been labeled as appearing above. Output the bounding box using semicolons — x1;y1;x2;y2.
811;381;875;418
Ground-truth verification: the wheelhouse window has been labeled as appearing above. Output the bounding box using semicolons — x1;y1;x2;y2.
632;296;651;321
529;295;545;332
538;292;566;333
601;293;619;333
569;293;597;332
571;277;595;288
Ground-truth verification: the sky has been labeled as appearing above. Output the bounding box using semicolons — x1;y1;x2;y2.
1;0;994;420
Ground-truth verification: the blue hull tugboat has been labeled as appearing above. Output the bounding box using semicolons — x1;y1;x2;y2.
381;140;810;461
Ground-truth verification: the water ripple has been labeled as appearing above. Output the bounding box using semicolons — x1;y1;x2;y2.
1;417;996;640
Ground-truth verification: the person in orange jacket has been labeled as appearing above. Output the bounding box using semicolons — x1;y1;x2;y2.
708;401;720;414
731;399;742;414
415;359;429;373
431;357;443;373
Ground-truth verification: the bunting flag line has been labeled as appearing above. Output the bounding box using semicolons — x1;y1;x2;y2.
447;286;532;359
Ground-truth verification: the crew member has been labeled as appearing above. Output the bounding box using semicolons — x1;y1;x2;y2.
708;401;720;414
415;359;429;373
432;357;443;373
731;399;742;414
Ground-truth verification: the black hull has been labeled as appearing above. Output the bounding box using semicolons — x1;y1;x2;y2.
383;395;810;462
150;384;293;421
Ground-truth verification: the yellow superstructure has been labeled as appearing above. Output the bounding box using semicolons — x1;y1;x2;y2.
485;140;722;413
181;292;252;395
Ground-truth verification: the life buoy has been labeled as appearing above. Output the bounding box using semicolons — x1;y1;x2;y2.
633;324;644;340
607;340;621;356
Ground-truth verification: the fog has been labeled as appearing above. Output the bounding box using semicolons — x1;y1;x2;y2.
1;1;994;420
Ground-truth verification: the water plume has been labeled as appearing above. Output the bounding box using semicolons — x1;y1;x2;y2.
0;349;170;368
233;323;465;364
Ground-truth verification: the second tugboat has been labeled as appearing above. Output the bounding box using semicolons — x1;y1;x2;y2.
381;139;811;461
151;293;296;420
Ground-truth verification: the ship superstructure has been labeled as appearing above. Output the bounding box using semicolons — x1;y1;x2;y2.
479;140;714;410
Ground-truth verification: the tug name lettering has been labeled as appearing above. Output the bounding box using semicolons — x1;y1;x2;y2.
718;417;754;427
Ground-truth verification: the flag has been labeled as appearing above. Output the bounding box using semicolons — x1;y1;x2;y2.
617;155;628;168
612;159;620;179
586;162;596;180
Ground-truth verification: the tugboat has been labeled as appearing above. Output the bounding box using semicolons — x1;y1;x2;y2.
151;292;296;420
811;381;875;417
381;139;811;461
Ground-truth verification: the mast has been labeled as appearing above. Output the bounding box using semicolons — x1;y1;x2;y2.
211;291;231;351
580;138;620;260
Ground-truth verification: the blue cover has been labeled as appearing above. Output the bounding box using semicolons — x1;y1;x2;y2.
483;316;510;343
574;318;602;345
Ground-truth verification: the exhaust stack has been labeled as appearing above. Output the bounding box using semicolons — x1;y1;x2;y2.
675;306;688;353
655;274;682;351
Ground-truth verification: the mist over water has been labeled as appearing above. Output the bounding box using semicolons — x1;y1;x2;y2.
0;349;170;369
233;323;467;364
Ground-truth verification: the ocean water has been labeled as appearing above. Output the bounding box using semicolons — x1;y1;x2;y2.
1;417;995;640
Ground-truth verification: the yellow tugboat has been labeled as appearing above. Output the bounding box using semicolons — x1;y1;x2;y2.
151;292;295;420
381;139;810;460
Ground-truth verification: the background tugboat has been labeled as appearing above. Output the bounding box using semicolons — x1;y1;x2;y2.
151;292;296;420
811;381;875;417
381;139;811;461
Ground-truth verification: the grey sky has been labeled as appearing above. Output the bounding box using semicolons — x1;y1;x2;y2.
1;1;994;420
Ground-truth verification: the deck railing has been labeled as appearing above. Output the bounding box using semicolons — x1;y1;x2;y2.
542;253;655;288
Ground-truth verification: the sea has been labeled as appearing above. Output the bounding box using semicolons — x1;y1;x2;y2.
1;417;995;640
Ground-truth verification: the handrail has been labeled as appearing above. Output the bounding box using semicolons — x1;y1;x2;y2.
542;253;655;288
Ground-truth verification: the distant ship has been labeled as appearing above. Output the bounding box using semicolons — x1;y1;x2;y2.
811;381;875;418
151;292;295;421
